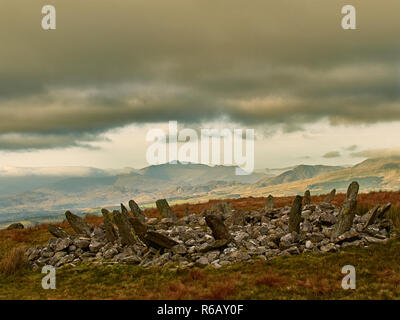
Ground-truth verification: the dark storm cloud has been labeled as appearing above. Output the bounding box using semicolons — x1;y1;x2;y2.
0;0;399;149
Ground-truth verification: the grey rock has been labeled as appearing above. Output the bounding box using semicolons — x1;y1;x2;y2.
89;239;103;252
55;238;71;251
320;212;337;226
172;244;187;255
74;238;90;249
265;195;274;211
196;256;209;268
289;195;303;233
65;211;93;236
331;182;359;239
48;225;69;238
104;248;118;259
156;199;177;221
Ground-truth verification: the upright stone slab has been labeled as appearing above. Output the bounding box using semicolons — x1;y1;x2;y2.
265;195;274;211
323;189;336;204
121;203;131;221
331;182;359;239
129;199;146;222
288;195;303;233
304;190;311;206
101;208;118;243
205;214;232;241
156;199;177;221
48;225;69;238
113;210;136;246
65;211;93;236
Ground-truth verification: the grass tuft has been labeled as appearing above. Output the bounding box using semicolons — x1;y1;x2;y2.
0;246;28;276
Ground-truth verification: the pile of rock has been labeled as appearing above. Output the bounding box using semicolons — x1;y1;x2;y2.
26;182;396;270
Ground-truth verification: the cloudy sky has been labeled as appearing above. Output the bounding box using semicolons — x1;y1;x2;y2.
1;0;399;171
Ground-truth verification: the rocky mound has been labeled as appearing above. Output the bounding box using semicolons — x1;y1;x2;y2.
26;182;396;270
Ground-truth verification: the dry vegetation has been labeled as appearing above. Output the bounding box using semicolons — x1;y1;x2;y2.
0;190;400;299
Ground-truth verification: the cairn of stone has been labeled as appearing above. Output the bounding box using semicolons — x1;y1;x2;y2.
26;184;397;270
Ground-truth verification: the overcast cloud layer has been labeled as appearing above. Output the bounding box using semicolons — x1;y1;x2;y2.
1;0;399;150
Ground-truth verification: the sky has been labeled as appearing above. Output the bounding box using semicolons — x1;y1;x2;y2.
1;0;400;172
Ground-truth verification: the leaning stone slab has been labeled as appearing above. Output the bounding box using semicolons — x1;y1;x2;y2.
129;217;148;243
362;205;380;229
129;199;146;222
156;199;177;221
205;214;232;241
65;211;93;236
48;225;69;238
323;189;336;204
303;190;311;206
143;231;178;250
331;182;359;239
101;208;118;243
377;203;392;219
265;195;274;211
288;195;303;233
113;210;136;246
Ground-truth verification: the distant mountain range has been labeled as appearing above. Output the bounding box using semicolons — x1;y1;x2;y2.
1;157;400;228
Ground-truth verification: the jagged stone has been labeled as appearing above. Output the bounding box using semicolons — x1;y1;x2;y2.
7;222;24;230
362;205;380;229
156;199;177;221
120;203;131;221
65;211;93;236
129;217;148;238
205;214;232;241
113;210;136;246
143;231;178;250
377;203;392;219
48;225;69;238
129;199;146;222
55;238;71;251
304;190;311;206
323;189;336;204
288;195;303;233
265;195;274;211
101;208;118;243
331;182;359;239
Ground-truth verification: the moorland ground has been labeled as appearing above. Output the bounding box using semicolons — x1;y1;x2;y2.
1;191;400;299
